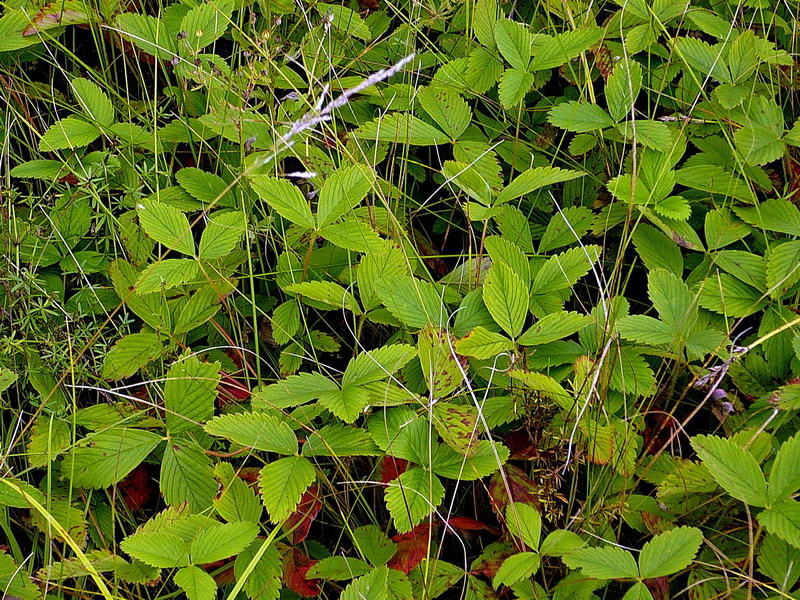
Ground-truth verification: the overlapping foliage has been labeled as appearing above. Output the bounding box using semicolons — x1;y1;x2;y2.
1;0;800;598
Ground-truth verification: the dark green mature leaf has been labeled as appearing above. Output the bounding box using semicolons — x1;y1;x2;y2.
498;166;584;205
353;113;449;146
165;356;220;434
758;501;800;549
199;211;246;259
250;176;315;229
62;428;162;489
606;60;642;122
71;77;114;127
691;435;769;507
418;86;471;140
734;198;800;237
768;433;800;504
317;165;373;228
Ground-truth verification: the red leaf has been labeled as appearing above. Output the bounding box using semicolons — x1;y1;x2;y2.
218;373;250;405
58;173;79;185
488;465;542;515
446;516;499;536
117;463;154;512
284;485;322;544
644;576;670;600
380;456;408;484
388;523;432;574
283;549;320;597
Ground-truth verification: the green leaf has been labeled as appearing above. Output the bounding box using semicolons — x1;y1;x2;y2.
418;87;471;140
252;372;338;410
494;19;532;70
250;176;315;229
442;160;493;205
432;440;508;481
115;13;175;59
71;78;114;127
548;101;614;133
506;502;542;549
418;326;463;398
691;434;769;507
213;463;262;524
234;540;282;600
135;259;199;294
533;245;600;294
605;60;642;122
161;438;216;512
259;456;316;522
498;68;534;109
320;219;384;253
675;165;756;203
616;120;672;151
768;433;800;504
736;124;784;166
529;25;603;71
190;521;258;563
39;117;100;151
758;534;800;591
638;527;703;578
518;311;592;346
631;223;683;276
164;356;220;435
697;273;766;318
137;202;195;255
483;262;528;338
766;241;800;298
539;206;594;253
498;166;584;205
734;198;800;237
316;3;370;40
307;556;372;580
303;424;380;457
472;0;498;48
353;525;396;567
492;552;540;588
455;326;514;359
102;333;163;380
375;276;448;329
617;315;674;345
36;549;127;583
649;269;694;330
539;530;586;556
353;113;449;146
757;501;800;549
205;412;297;455
317;165;373;228
27;415;71;468
62;428;162;489
342;344;418;388
562;546;639;579
179;0;232;53
176;168;235;208
199;211;246;259
385;467;445;533
318;386;372;424
674;37;730;83
175;566;216;600
286;280;362;314
121;532;190;568
623;582;654;600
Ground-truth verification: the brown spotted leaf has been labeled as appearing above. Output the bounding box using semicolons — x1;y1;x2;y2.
418;326;464;399
432;402;480;457
488;465;542;515
23;0;92;35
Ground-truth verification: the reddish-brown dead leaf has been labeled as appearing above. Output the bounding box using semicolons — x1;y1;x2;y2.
380;456;408;484
488;465;542;515
284;485;322;544
283;549;320;597
117;463;154;512
388;523;433;574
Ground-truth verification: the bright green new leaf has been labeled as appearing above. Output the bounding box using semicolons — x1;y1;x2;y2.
250;176;315;229
176;168;235;208
385;467;445;533
548;101;614;133
175;566;216;600
190;521;258;564
494;19;532;70
483;262;528;338
518;311;592;346
286;280;362;314
137;202;195;255
562;545;639;579
605;60;642;122
164;356;220;434
252;372;338;410
497;166;584;205
135;259;199;294
506;502;542;549
768;433;800;504
318;386;373;424
317;165;373;228
71;78;114;127
259;456;316;522
39;117;100;152
199;211;246;259
342;344;417;388
303;424;380;457
205;412;297;455
493;552;540;588
455;326;514;359
529;25;603;71
638;527;703;578
120;532;190;568
418;86;471;140
498;68;534;109
758;502;800;549
353;113;449;146
691;434;769;507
